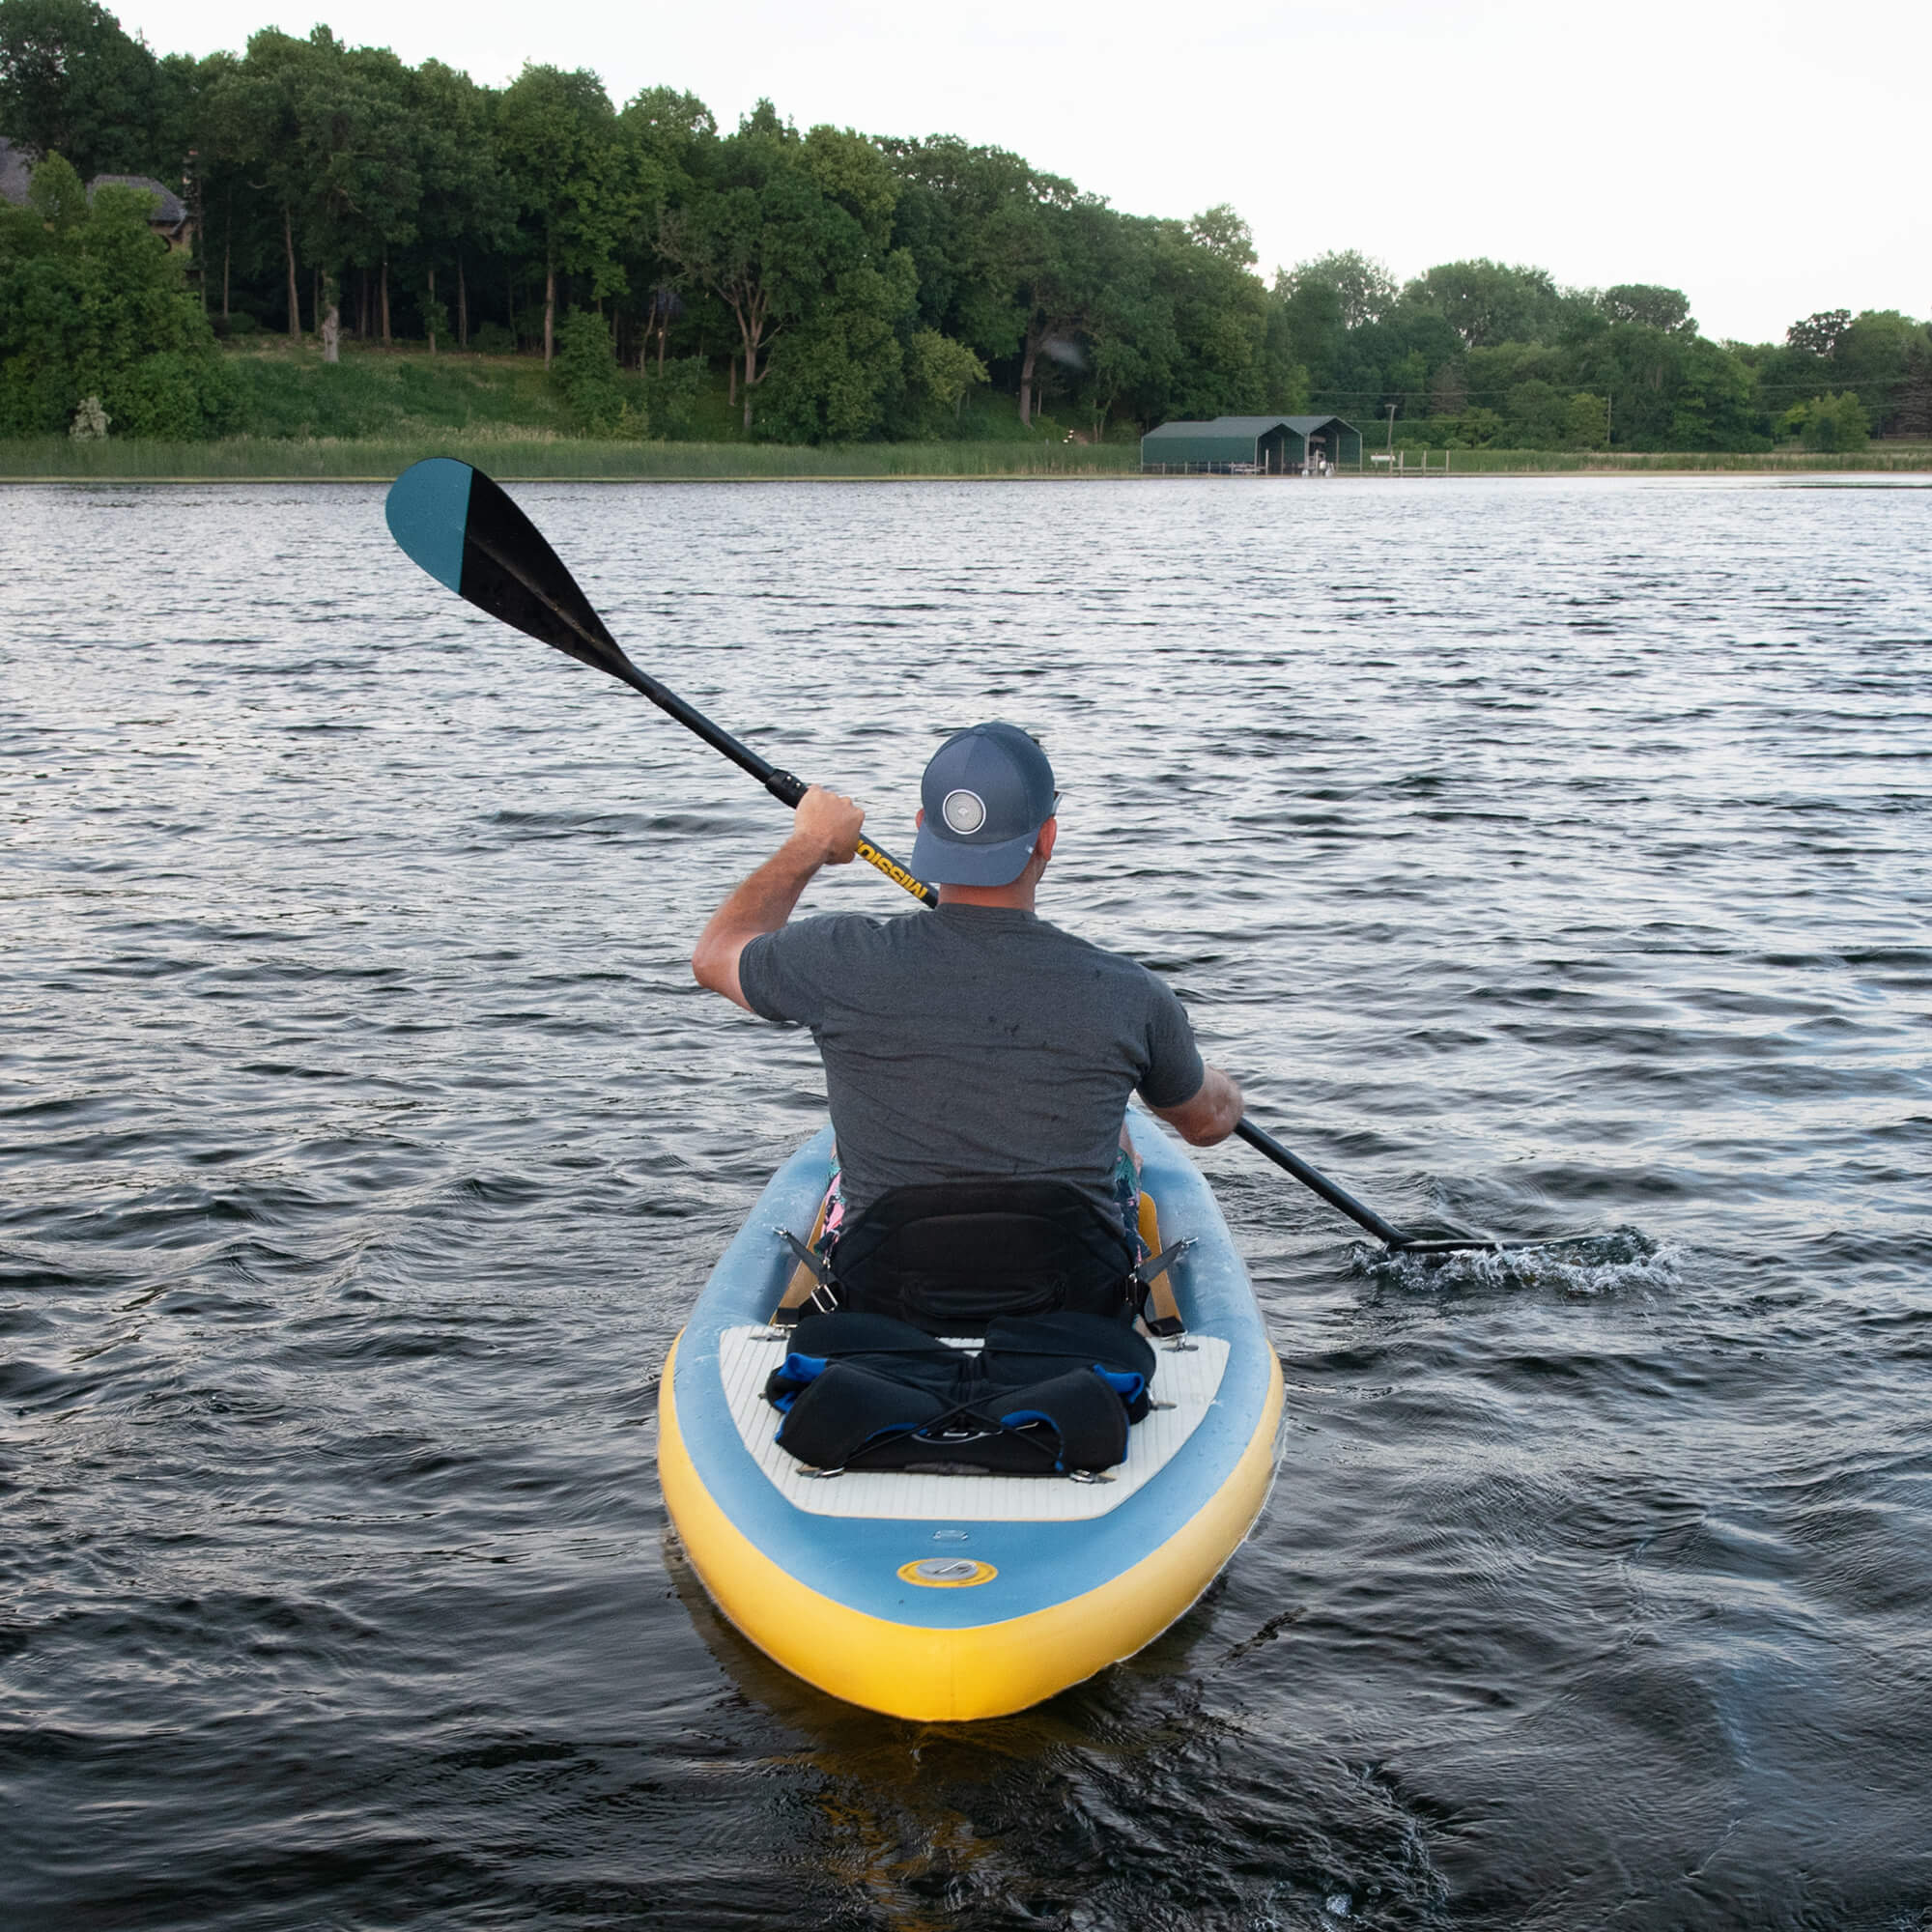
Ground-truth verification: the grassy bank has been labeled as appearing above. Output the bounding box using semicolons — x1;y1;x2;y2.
7;439;1928;481
0;338;1139;478
203;335;1135;447
4;341;1926;481
0;437;1142;480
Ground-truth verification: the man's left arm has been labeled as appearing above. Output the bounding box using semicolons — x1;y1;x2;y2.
691;787;864;1012
1138;974;1243;1147
1151;1065;1243;1146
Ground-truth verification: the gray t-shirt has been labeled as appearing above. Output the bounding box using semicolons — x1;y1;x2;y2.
737;904;1205;1225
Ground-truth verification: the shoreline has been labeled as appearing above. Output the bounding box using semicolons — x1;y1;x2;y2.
3;439;1928;485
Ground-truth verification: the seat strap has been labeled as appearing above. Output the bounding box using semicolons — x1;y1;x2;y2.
773;1200;838;1322
1135;1191;1187;1337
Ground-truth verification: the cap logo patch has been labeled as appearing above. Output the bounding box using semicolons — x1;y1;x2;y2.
941;789;987;836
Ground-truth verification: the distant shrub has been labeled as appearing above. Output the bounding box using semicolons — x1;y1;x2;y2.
224;312;262;338
0;156;237;439
1503;378;1567;448
470;321;514;355
105;349;242;439
1565;391;1609;450
643;355;703;438
1783;391;1870;452
552;310;641;437
903;328;988;438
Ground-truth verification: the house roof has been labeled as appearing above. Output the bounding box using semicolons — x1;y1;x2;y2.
90;173;188;225
0;137;33;208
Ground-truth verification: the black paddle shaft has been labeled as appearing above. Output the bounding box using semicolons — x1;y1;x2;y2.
1236;1120;1523;1254
454;468;937;905
1235;1118;1416;1247
456;478;802;802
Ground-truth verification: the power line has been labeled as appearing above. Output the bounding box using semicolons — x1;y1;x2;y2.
1302;376;1915;404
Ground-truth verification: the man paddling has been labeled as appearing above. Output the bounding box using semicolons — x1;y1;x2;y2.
691;722;1242;1253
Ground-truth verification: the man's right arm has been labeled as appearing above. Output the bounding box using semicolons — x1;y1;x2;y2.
691;787;864;1012
1152;1065;1244;1146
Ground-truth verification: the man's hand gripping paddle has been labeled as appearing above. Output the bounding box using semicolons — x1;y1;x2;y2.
384;457;1550;1259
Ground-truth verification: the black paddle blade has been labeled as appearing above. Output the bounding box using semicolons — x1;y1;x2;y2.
385;458;633;683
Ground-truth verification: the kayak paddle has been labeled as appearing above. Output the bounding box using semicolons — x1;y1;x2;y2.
384;457;1533;1259
384;458;935;907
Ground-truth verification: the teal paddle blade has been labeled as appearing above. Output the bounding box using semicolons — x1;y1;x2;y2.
384;457;472;593
384;458;628;678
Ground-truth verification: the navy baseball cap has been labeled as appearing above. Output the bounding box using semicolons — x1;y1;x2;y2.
910;723;1057;887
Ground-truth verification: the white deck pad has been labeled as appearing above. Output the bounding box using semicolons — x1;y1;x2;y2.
718;1324;1232;1522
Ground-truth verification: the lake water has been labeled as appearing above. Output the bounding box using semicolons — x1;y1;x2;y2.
2;474;1928;1930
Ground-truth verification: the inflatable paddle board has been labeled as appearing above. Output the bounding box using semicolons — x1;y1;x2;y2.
658;1122;1283;1721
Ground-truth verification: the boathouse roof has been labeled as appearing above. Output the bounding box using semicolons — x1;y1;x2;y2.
1141;413;1362;470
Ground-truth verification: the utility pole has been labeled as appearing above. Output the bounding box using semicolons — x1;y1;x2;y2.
1385;402;1397;470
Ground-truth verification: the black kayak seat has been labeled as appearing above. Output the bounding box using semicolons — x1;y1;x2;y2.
820;1178;1141;1329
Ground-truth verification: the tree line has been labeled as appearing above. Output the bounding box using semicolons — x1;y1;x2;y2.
3;0;1928;446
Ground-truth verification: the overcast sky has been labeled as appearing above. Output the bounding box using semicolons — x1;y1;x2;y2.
115;0;1928;345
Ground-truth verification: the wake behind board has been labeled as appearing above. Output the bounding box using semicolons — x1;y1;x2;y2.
659;1124;1284;1721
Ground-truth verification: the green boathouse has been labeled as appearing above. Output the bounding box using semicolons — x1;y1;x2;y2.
1141;414;1363;474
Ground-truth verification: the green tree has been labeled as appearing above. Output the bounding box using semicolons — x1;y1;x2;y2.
903;327;986;434
206;29;317;337
642;353;703;436
551;307;634;432
1785;309;1851;355
1504;378;1567;447
1565;391;1609;448
1783;390;1869;451
1146;213;1267;419
880;135;1071;394
1830;309;1929;435
659;100;795;429
0;153;237;434
1281;248;1396;328
0;0;165;177
1008;192;1102;427
1185;202;1255;267
1452;405;1505;446
409;59;506;352
497;63;627;365
664;106;913;436
1075;211;1165;435
1894;342;1932;439
295;35;419;347
1666;336;1757;449
1597;284;1693;332
758;123;916;441
1259;298;1311;414
1404;259;1569;348
614;85;713;368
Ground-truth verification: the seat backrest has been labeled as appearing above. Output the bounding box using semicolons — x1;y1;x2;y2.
829;1179;1137;1330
